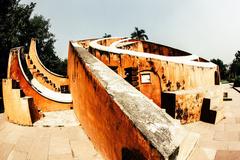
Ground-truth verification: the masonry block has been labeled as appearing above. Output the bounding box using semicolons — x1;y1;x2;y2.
162;90;204;124
200;98;224;124
2;79;33;126
200;86;225;124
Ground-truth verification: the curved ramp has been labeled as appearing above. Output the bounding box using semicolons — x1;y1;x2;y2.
5;47;72;113
82;37;222;124
87;38;219;94
27;38;69;92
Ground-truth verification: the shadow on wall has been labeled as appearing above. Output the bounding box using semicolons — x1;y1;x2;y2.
0;103;3;113
122;148;146;160
0;80;3;113
215;71;220;85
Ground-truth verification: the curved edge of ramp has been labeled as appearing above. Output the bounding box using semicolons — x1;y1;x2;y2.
6;47;72;112
27;38;69;91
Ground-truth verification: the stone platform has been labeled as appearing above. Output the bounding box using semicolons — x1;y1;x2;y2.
0;113;103;160
187;84;240;160
33;110;79;127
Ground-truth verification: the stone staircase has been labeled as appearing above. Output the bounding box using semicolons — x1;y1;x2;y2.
200;98;224;124
25;54;60;92
200;86;225;124
162;85;225;125
162;89;205;124
2;79;40;125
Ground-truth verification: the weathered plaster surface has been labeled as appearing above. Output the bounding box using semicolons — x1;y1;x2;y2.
28;39;69;89
69;42;193;159
8;48;72;112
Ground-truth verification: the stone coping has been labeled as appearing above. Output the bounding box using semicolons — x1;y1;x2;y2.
71;41;191;159
89;37;216;68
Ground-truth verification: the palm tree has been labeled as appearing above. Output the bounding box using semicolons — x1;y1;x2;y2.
130;27;148;40
103;33;111;38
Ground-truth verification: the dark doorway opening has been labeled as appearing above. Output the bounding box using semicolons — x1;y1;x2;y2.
215;71;220;85
0;79;4;113
121;148;146;160
124;67;139;89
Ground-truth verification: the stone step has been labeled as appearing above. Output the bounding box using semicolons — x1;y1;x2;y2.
2;79;39;125
11;88;25;98
24;53;30;60
19;96;33;125
28;65;36;70
32;71;41;77
200;98;225;124
177;131;199;160
12;80;20;89
204;85;223;107
212;106;225;124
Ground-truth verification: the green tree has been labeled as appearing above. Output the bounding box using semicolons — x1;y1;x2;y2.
229;51;240;78
210;58;228;80
0;0;66;78
28;15;67;75
130;27;148;40
0;0;35;78
103;33;111;38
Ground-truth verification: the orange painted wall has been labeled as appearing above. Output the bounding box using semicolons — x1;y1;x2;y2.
28;39;69;89
88;43;218;108
68;44;164;160
142;41;191;56
9;51;72;112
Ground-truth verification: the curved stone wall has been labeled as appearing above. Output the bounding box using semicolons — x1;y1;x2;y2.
7;47;72;112
86;38;218;106
68;41;198;160
28;39;69;91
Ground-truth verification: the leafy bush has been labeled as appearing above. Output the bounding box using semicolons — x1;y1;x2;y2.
233;76;240;87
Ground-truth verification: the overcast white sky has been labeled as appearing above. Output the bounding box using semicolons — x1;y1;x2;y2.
21;0;240;64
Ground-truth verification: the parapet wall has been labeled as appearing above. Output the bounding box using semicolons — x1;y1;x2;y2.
68;42;193;160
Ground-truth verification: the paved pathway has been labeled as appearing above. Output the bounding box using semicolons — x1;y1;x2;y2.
2;84;239;160
33;110;80;127
188;84;240;160
0;113;103;160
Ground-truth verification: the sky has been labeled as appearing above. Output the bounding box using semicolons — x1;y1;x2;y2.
20;0;240;64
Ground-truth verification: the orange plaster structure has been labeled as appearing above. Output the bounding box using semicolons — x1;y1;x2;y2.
4;47;72;117
2;37;224;159
2;78;37;125
78;37;223;124
68;44;163;160
68;42;200;160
